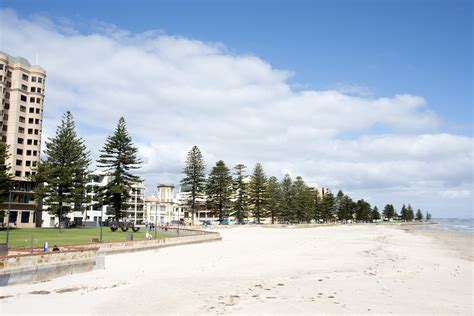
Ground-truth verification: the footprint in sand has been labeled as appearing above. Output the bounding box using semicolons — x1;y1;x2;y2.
55;287;84;294
29;290;50;295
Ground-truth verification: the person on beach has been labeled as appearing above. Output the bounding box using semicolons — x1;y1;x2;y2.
52;245;60;251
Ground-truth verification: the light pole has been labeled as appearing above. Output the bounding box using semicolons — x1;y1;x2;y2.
154;202;157;238
133;187;137;225
177;207;180;236
5;189;12;246
100;206;104;242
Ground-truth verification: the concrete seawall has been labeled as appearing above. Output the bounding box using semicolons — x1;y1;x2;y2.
0;247;104;286
0;229;221;286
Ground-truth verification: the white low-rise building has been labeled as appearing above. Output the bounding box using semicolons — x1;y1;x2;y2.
40;170;145;227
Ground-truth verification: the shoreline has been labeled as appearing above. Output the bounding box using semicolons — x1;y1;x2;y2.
399;224;474;261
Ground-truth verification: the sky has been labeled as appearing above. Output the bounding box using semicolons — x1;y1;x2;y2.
0;0;472;217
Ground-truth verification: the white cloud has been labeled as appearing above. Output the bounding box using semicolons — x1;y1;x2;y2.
1;9;472;217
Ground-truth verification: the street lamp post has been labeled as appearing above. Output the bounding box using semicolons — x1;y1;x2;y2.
100;207;104;242
5;189;12;246
177;207;180;236
154;202;157;238
59;206;62;232
133;187;137;225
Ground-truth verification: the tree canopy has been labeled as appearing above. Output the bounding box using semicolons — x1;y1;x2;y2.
97;117;142;221
34;112;90;224
206;160;233;221
180;145;206;225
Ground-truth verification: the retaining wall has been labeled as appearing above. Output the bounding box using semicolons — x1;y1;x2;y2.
0;247;104;286
0;229;221;286
70;229;222;255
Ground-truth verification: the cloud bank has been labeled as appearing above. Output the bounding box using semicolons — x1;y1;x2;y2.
1;9;472;217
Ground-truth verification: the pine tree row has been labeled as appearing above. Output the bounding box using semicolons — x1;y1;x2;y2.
8;112;143;226
180;146;431;224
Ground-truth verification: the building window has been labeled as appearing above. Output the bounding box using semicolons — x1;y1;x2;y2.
20;106;26;112
22;74;29;81
30;97;35;103
25;171;30;177
15;170;21;177
35;119;40;124
21;84;28;91
27;128;33;134
32;161;37;167
16;159;22;166
16;148;23;155
26;150;32;156
21;211;30;223
27;139;32;145
37;88;41;93
18;127;25;134
17;137;24;144
2;125;7;132
28;118;33;124
30;87;36;92
34;129;39;135
20;95;27;102
26;161;31;166
36;98;41;104
7;71;12;77
33;140;38;145
31;76;37;82
35;108;40;114
0;64;3;70
19;116;26;123
38;77;43;83
29;107;34;113
4;103;9;110
2;113;8;121
33;150;37;156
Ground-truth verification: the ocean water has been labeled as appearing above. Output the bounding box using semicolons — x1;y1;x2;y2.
429;218;474;235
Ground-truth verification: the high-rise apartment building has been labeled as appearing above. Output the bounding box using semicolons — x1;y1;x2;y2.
0;52;46;228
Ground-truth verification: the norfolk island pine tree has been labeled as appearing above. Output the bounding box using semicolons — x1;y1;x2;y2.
97;117;142;223
34;111;90;229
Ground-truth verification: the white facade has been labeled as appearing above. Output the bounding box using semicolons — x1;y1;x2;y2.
40;170;145;227
145;184;186;225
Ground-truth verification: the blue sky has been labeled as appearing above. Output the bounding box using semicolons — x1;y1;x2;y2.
1;1;472;217
6;0;472;132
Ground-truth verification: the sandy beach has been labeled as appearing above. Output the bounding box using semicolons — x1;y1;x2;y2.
1;225;472;315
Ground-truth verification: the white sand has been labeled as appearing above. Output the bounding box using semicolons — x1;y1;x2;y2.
1;225;472;315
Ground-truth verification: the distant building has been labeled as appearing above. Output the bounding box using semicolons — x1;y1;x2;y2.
0;52;46;228
307;182;329;198
39;170;145;227
145;184;185;225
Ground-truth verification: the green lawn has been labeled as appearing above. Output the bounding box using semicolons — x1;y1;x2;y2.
0;227;171;249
